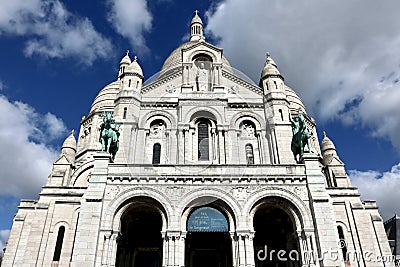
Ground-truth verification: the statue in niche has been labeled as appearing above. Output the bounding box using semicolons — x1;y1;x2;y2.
196;62;209;91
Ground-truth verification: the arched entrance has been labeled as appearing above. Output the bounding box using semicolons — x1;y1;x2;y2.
253;205;300;267
116;201;163;267
185;207;232;267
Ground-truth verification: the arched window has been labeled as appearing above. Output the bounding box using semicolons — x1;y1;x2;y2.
123;107;127;119
53;226;65;261
128;79;131;87
274;80;278;89
245;144;254;164
198;122;209;161
152;143;161;165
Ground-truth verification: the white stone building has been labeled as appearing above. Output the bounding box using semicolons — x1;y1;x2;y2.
3;12;394;267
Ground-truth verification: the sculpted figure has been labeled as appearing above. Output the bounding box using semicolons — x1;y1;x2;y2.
289;112;313;163
99;112;120;161
196;62;209;91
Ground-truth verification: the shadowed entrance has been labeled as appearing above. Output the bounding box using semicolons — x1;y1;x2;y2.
116;203;162;267
253;206;300;267
185;207;232;267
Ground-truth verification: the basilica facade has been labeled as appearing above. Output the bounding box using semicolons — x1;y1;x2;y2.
3;12;394;267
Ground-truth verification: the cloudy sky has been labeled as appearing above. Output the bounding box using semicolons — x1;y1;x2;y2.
0;0;399;253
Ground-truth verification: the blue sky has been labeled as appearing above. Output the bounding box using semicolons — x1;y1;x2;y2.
1;0;400;251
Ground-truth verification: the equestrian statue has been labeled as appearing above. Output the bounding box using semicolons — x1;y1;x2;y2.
99;112;120;161
289;112;313;163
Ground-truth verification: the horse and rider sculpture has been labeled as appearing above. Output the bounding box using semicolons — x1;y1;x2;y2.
99;112;120;161
289;112;313;163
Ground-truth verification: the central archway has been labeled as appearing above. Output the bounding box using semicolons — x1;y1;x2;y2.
116;201;163;267
253;205;300;267
185;207;232;267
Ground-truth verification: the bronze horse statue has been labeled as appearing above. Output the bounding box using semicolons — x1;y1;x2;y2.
290;113;313;163
99;112;120;161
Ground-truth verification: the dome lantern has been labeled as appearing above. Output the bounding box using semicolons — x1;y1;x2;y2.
190;10;205;42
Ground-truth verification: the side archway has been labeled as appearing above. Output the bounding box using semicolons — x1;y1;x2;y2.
114;196;168;267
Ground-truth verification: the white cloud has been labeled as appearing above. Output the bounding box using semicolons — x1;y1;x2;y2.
0;0;113;65
0;94;68;198
350;164;400;220
205;0;400;150
107;0;152;53
0;229;10;256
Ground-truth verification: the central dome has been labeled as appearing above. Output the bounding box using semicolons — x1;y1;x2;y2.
160;41;232;74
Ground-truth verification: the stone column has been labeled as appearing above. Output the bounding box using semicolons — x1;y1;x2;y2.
101;231;112;266
162;232;167;267
178;128;185;164
164;231;181;267
256;130;264;164
296;230;308;267
230;233;238;267
218;129;226;164
178;232;186;267
244;232;256;267
183;126;190;164
211;127;217;162
108;232;119;267
237;233;247;266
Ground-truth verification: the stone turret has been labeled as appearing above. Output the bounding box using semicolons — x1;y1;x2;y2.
61;130;77;164
259;53;285;94
122;56;144;91
321;131;351;187
118;50;131;79
321;131;337;165
190;10;205;42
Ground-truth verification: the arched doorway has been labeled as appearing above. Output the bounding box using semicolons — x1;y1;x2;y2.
185;207;232;267
116;201;163;267
253;205;300;267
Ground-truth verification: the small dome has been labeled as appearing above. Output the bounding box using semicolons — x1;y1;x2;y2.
120;51;131;65
191;12;203;25
62;130;77;151
90;81;119;113
126;56;143;77
321;132;338;165
261;53;280;78
321;131;336;153
321;132;337;159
